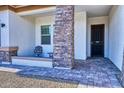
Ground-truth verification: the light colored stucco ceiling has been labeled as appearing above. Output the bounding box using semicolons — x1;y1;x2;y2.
20;5;112;18
75;5;112;17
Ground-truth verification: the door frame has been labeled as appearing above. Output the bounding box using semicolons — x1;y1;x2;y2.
90;24;105;57
87;16;109;58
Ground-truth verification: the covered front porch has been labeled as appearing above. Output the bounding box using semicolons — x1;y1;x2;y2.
1;5;111;67
0;5;124;87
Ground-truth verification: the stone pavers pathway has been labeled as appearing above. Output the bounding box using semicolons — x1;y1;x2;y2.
0;58;122;88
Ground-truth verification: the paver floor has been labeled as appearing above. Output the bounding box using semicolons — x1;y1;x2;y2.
0;58;122;88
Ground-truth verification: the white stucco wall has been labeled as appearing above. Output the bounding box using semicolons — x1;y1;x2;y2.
0;10;9;47
109;6;124;70
35;15;55;57
35;11;87;60
87;16;109;57
9;10;35;56
74;12;87;60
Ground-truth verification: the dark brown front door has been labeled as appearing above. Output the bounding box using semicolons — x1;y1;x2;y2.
91;24;104;57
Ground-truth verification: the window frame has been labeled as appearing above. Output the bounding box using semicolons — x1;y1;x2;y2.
41;25;51;45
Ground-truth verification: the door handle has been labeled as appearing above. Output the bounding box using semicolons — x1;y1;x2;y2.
91;41;101;44
95;41;100;43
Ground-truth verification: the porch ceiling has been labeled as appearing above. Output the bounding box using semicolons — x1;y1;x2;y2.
19;5;112;18
75;5;112;17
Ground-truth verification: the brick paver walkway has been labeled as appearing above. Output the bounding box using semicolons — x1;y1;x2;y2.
0;58;122;88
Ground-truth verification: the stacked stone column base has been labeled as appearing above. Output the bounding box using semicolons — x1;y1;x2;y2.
0;47;18;62
53;5;74;69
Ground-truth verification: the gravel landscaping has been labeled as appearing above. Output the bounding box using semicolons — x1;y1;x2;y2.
0;71;78;88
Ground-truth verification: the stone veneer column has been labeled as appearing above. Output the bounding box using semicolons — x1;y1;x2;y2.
0;47;18;62
53;5;74;69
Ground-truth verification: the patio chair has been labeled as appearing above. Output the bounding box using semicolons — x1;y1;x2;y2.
34;46;43;57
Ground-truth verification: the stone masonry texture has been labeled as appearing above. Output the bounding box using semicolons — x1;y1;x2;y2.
53;5;74;68
0;47;18;62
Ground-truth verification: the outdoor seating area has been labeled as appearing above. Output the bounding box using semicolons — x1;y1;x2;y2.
0;46;53;68
34;46;53;58
10;46;53;68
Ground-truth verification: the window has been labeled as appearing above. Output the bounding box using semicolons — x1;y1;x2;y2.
41;25;51;44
